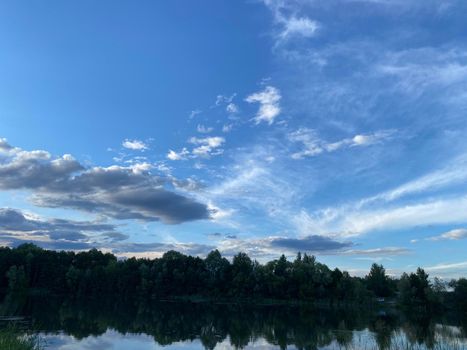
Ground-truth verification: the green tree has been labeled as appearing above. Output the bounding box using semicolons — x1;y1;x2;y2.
6;265;28;295
366;263;393;298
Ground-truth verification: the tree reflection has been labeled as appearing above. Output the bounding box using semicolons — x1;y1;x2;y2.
0;297;465;349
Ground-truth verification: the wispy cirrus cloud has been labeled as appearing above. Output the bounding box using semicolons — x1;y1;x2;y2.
426;228;467;241
288;128;395;159
262;0;320;44
293;195;467;238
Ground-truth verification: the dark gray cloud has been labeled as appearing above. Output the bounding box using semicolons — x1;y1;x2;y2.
111;242;215;256
100;231;130;242
270;235;353;252
13;239;94;251
0;208;114;234
0;207;123;251
0;139;211;224
0;138;13;151
208;232;223;237
207;232;238;239
217;235;354;260
0;208;213;256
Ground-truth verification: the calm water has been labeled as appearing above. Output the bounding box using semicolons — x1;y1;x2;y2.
1;297;467;349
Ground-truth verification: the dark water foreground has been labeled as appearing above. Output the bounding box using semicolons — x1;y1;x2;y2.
1;297;467;349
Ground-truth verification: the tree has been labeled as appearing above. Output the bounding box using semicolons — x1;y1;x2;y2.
450;278;467;311
366;264;393;298
231;253;254;297
205;250;230;295
6;265;28;295
398;268;436;309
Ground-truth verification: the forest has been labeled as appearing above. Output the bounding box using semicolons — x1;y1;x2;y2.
1;243;466;313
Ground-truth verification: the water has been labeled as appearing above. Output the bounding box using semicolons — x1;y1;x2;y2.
1;297;467;349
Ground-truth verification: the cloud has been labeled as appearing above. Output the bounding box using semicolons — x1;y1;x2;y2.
0;138;14;152
342;247;411;256
270;235;352;251
197;124;214;134
189;136;225;158
166;136;226;161
222;124;234;133
245;86;282;125
216;234;354;260
100;231;130;242
424;261;467;278
262;1;320;44
0;207;123;250
122;139;148;151
0;207;217;256
33;184;211;224
363;154;467;203
215;93;236;106
280;16;320;39
289;128;395;159
429;228;467;241
0;139;211;224
111;241;215;257
226;103;238;114
293;195;467;238
167;148;189;161
207;232;238;240
0;143;83;190
188;109;202;119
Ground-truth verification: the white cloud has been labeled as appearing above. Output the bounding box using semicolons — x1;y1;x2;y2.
424;261;467;278
189;136;225;158
226;103;238;113
166;137;226;161
189;109;202;119
222;124;234;133
122;139;148;151
129;162;152;174
245;86;282;125
197;124;214;133
289;128;395;159
167;148;189;161
342;247;411;256
362;154;467;204
292;194;467;238
429;228;467;241
280;16;320;39
262;1;320;44
215;93;237;107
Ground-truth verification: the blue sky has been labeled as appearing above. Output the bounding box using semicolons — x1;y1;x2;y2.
1;0;467;278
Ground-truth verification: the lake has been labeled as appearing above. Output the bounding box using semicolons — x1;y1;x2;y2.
1;297;467;349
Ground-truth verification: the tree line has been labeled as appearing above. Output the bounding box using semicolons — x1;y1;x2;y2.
1;243;466;312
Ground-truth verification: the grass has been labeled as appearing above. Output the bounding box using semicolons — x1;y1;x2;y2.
337;331;467;350
0;328;43;350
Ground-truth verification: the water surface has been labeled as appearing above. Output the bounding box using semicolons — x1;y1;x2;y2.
2;298;467;349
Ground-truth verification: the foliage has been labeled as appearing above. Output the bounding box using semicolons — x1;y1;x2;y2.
0;243;463;312
366;263;395;298
398;268;440;310
0;327;42;350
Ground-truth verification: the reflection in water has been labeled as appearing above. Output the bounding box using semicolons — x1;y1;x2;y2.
1;297;467;349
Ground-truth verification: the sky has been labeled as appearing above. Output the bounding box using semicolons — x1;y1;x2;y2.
1;0;467;278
